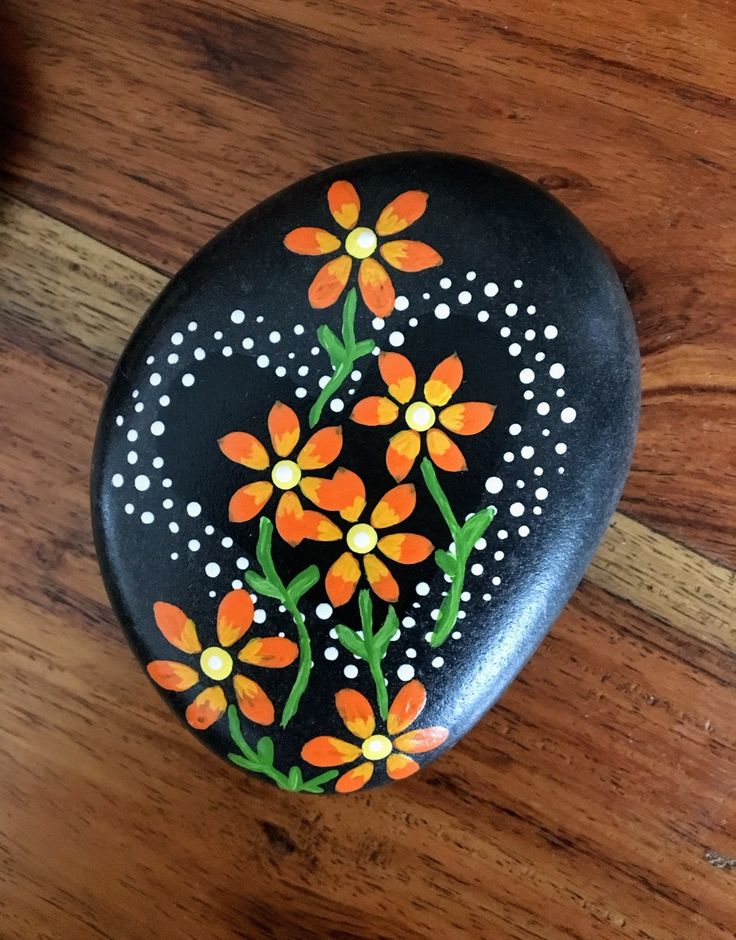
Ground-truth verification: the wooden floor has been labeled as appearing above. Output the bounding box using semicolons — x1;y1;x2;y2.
1;2;735;938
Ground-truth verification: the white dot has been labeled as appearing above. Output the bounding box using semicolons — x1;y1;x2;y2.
272;366;285;378
510;502;525;517
458;290;472;304
527;305;536;314
440;277;452;288
406;648;417;660
132;389;139;399
205;525;215;535
116;415;124;427
544;325;558;339
214;330;223;340
432;657;444;668
500;326;511;338
416;582;430;596
503;451;514;462
231;580;243;590
434;303;450;319
475;537;486;550
430;609;439;621
256;355;269;369
556;442;568;454
485;476;503;494
477;310;489;322
242;337;254;350
509;343;522;357
141;511;154;524
550;363;565;379
521;445;534;459
168;353;179;364
409;317;418;327
134;402;144;413
524;390;534;400
254;609;267;624
534;466;544;476
112;473;124;487
484;282;498;297
126;429;138;442
222;346;233;357
533;506;542;515
505;303;518;316
535;487;548;500
514;279;523;288
466;271;477;281
149;373;161;387
188;321;197;331
535;352;546;362
519;368;535;384
150;421;165;436
324;647;339;661
372;317;385;331
372;347;380;356
221;536;233;548
171;332;183;346
537;401;551;416
509;423;522;436
559;467;565;474
525;329;536;341
268;331;281;344
205;562;220;578
516;480;525;489
519;525;530;537
402;617;416;628
134;474;150;492
124;503;134;514
182;373;195;387
159;395;170;406
186;501;201;517
471;563;483;576
561;407;577;424
231;309;245;324
236;557;249;570
494;550;504;560
295;387;307;398
188;539;200;552
557;389;565;398
311;346;320;355
318;375;330;389
162;478;172;488
343;664;358;679
296;366;309;377
397;664;415;681
162;498;173;509
169;521;179;533
330;398;345;415
492;577;501;586
316;603;333;620
394;296;409;311
389;331;404;347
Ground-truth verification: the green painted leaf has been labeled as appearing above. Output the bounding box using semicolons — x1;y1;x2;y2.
375;605;399;656
354;338;376;357
244;570;281;599
256;736;274;765
461;506;496;546
336;624;367;659
287;565;319;603
287;766;303;791
300;769;339;793
435;548;458;576
317;324;344;366
228;754;261;772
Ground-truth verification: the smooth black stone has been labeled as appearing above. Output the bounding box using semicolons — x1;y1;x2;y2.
91;152;640;795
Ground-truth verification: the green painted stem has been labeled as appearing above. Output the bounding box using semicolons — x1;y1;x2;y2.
421;458;496;647
309;288;375;427
336;591;396;719
245;517;318;728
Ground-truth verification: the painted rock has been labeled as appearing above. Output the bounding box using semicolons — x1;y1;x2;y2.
91;152;639;794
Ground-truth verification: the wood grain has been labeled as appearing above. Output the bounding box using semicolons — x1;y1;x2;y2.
1;193;735;939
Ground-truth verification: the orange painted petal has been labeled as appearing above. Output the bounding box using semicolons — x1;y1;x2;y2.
239;636;299;668
386;430;420;483
233;675;275;726
370;482;416;529
153;602;201;653
380;240;443;272
308;255;352;309
146;660;199;691
335;762;374;793
268;401;301;457
283;226;341;255
297;425;343;470
363;553;399;603
217;589;255;647
300;468;366;522
275;491;307;546
378;352;416;403
424;353;463;406
394;726;449;754
350;395;399;427
328;180;360;230
378;532;434;564
300;509;342;542
439;402;496;435
427;428;467;472
387;679;426;735
358;258;395;318
229;480;273;523
335;689;375;740
185;686;227;730
301;735;362;767
386;752;420;780
218;432;270;470
325;551;361;607
375;190;428;236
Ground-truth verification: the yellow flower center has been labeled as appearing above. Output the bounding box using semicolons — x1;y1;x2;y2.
406;400;436;432
200;646;233;681
345;226;377;259
346;522;378;555
362;734;393;761
271;459;302;490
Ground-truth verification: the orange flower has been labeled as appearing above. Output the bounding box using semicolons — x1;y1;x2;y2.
284;180;443;318
146;590;298;729
219;401;361;545
301;681;448;793
323;480;433;607
351;352;496;482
